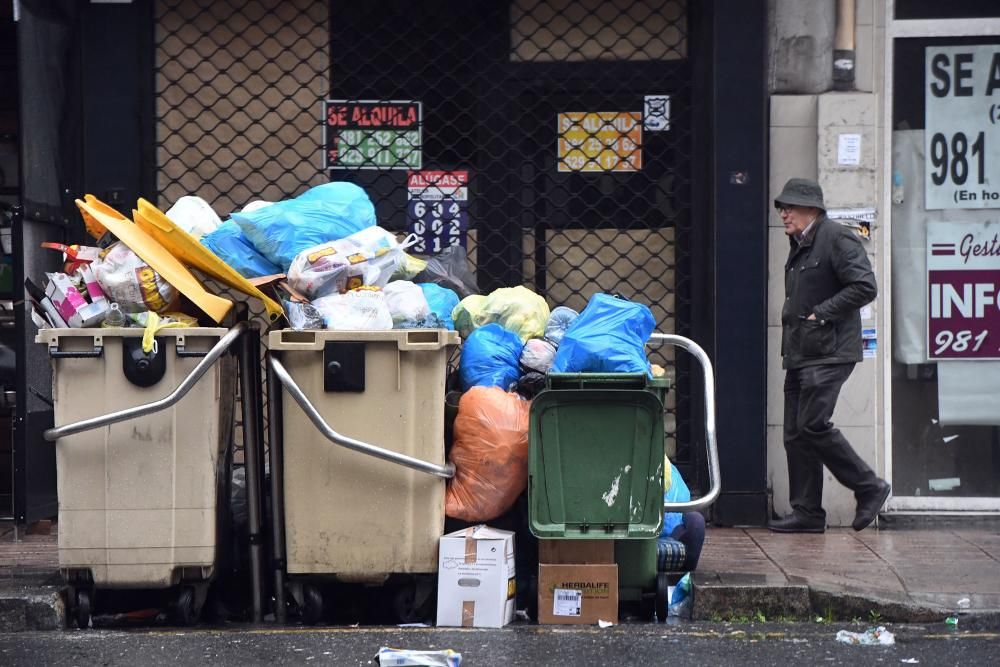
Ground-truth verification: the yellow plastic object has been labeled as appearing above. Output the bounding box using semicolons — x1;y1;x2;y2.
75;196;233;323
133;198;283;321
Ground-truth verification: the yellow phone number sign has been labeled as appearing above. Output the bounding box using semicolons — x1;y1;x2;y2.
557;112;642;173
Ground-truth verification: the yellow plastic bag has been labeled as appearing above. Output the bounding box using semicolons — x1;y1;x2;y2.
452;294;486;338
480;286;550;341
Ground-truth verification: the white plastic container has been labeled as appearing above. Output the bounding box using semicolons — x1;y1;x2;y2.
38;328;232;589
269;328;458;580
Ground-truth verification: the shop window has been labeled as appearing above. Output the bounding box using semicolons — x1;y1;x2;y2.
889;36;1000;500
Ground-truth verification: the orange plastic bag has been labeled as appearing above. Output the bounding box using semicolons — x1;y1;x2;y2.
445;386;531;522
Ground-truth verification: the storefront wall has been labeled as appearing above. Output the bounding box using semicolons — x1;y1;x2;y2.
882;1;1000;512
767;0;1000;524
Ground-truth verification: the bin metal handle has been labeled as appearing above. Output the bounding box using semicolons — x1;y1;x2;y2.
268;355;455;480
47;347;104;359
42;322;249;442
648;333;721;513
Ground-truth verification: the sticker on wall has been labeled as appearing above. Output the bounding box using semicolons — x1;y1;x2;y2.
924;45;1000;210
324;100;422;170
926;220;1000;360
406;170;468;254
643;95;670;132
827;207;876;240
862;327;877;359
557;112;642;173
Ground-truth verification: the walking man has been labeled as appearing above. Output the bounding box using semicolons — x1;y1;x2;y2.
770;178;890;533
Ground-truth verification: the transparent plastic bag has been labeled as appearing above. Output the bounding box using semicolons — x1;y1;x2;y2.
544;306;579;345
286;227;405;300
413;245;477;297
312;288;393;330
519;338;556;374
91;242;179;314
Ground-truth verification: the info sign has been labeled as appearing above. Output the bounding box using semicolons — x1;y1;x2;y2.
557;112;642;173
406;170;468;254
324;100;421;170
924;45;1000;209
926;220;1000;360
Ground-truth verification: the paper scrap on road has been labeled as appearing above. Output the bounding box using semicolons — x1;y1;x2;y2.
835;626;895;646
598;619;614;628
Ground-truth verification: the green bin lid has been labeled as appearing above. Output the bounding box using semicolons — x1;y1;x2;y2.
528;385;665;539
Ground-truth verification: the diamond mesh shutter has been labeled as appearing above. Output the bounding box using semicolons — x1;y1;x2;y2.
153;0;696;459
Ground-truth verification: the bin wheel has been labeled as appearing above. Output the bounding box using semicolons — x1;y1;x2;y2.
74;589;92;630
173;586;198;627
302;585;323;625
392;579;434;624
655;573;669;623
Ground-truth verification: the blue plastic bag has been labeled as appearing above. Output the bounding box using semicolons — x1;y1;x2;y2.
200;221;282;278
419;283;459;330
661;461;691;537
231;182;376;271
459;323;523;391
550;294;654;375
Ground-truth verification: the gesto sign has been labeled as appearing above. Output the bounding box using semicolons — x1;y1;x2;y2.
927;220;1000;360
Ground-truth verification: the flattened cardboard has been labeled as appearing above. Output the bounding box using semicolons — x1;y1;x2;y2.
538;563;618;625
539;539;614;565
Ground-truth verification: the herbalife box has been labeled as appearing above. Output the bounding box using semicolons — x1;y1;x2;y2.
436;526;515;628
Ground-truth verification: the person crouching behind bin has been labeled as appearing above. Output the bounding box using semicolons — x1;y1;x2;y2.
770;178;890;534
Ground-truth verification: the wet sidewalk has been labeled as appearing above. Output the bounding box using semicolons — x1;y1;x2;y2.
2;520;999;630
0;522;62;632
695;522;1000;625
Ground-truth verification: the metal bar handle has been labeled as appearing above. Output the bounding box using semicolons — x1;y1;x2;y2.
268;355;455;480
648;333;721;513
43;322;249;442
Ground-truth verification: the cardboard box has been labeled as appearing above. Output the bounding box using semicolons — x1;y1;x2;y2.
539;539;614;565
538;563;618;625
45;272;107;328
436;526;515;628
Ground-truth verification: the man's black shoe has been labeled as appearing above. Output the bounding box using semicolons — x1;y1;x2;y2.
853;480;891;531
767;514;826;534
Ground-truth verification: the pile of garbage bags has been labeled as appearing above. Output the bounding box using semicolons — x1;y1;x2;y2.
28;181;665;530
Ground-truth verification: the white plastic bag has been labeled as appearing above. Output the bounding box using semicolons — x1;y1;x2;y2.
519;338;557;373
91;242;179;314
312;289;393;330
165;196;223;239
286;228;407;299
383;281;431;327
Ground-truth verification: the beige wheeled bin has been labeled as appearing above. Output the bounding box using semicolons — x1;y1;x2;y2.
39;325;245;628
266;328;459;624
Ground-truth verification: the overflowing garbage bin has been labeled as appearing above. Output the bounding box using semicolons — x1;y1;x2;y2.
266;328;459;624
39;325;246;628
528;334;721;622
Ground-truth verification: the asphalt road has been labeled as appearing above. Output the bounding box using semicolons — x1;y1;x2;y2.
1;621;997;666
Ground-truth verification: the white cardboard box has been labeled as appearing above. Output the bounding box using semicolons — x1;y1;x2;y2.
436;525;515;628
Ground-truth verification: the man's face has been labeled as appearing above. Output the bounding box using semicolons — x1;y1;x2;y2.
778;205;817;238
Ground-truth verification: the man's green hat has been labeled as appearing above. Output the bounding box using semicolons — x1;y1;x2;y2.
775;178;825;212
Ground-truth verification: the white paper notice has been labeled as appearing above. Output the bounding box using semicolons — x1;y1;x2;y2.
838;133;862;166
553;589;582;616
861;305;873;320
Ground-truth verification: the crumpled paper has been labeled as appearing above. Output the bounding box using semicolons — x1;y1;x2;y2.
835;626;895;646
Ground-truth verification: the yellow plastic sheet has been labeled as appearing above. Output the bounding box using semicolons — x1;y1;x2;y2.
133;199;283;321
75;196;233;323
